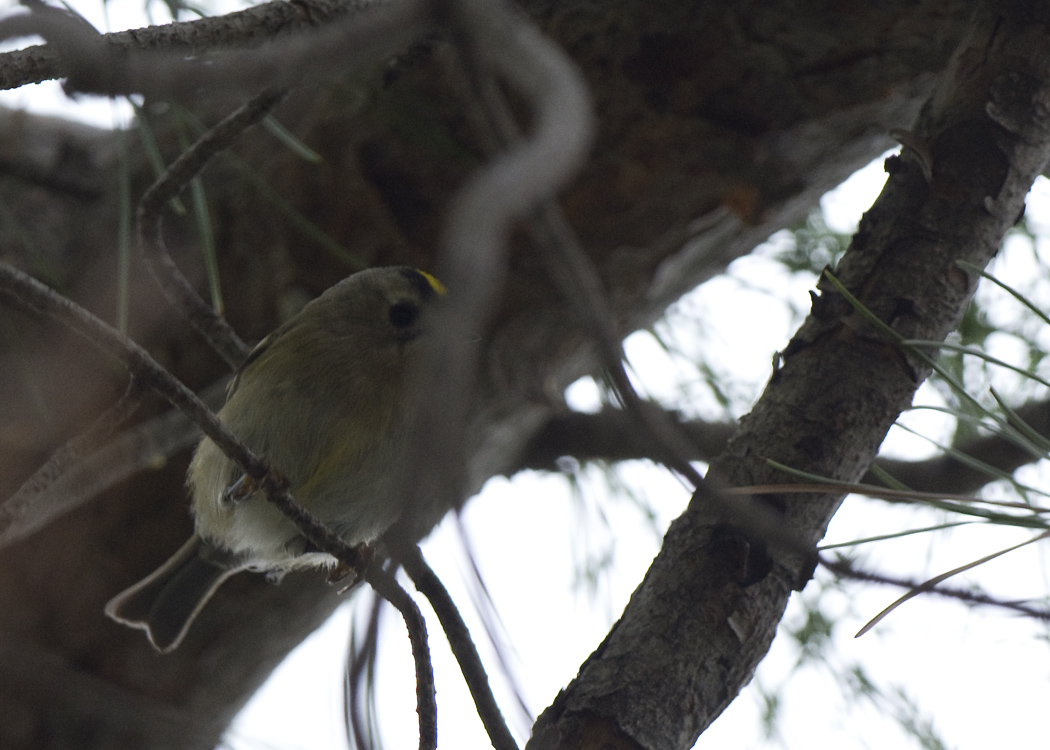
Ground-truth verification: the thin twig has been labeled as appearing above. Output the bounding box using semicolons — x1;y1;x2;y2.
820;555;1050;625
0;261;255;471
853;530;1050;637
401;545;519;750
365;565;438;750
137;89;286;368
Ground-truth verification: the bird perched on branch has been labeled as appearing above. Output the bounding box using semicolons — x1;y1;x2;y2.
105;266;445;652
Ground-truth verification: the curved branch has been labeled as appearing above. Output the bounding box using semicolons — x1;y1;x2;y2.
397;0;596;539
401;546;519;750
365;565;438;750
137;88;283;368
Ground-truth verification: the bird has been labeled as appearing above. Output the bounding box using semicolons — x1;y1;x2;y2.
105;266;445;652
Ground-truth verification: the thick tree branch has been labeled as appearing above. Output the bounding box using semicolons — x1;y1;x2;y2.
0;0;382;90
0;632;212;747
10;381;1042;556
0;0;433;99
528;5;1050;749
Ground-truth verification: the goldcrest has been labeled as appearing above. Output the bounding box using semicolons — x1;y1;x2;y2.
105;266;445;652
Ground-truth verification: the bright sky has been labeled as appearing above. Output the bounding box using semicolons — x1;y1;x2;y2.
4;3;1050;749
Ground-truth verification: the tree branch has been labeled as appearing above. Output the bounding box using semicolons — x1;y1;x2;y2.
364;564;438;750
528;4;1050;748
0;631;212;747
516;399;1050;499
137;88;282;368
0;0;383;90
821;554;1050;624
13;379;1041;556
395;0;595;541
0;0;433;99
401;545;519;750
0;262;249;468
515;409;735;473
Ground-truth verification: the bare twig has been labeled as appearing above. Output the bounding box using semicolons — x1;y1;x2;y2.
0;262;253;467
401;545;519;750
852;530;1050;637
821;554;1050;626
0;0;433;99
137;89;286;368
365;565;438;750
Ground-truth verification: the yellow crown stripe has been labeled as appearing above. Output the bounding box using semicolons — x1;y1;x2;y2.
416;269;447;296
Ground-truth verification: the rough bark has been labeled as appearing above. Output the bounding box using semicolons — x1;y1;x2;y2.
0;0;1010;748
528;4;1050;748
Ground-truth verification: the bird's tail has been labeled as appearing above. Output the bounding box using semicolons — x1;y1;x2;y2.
104;535;239;653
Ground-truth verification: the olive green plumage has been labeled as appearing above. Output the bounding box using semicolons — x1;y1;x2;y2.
105;266;444;652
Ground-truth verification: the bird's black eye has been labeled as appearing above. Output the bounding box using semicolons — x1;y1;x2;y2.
388;301;419;329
